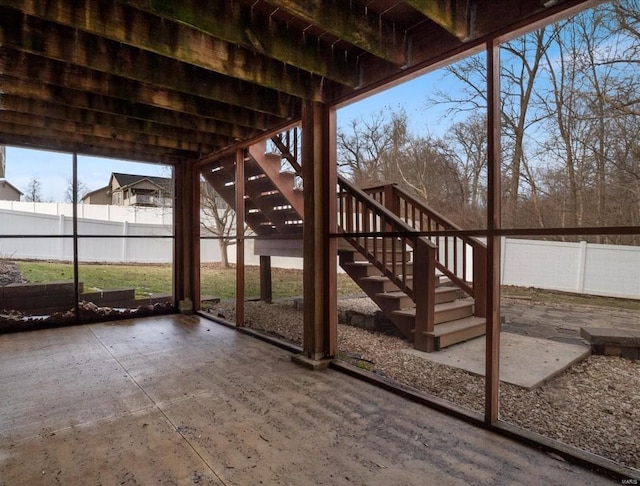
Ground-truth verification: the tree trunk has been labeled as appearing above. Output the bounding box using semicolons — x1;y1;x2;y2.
219;239;230;268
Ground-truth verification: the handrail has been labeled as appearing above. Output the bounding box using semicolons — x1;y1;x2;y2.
364;183;486;316
268;126;484;321
337;175;436;300
270;128;302;175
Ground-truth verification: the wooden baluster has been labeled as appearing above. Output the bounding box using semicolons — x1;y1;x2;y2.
453;236;458;278
462;240;468;283
391;235;396;276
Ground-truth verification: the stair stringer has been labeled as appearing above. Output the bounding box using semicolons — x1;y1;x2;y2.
248;141;304;217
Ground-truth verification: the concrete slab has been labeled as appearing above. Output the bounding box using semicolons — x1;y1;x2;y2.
0;316;612;485
404;332;591;389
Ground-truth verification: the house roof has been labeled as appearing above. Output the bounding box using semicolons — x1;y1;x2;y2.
110;173;172;191
81;185;110;202
0;0;597;165
0;179;24;195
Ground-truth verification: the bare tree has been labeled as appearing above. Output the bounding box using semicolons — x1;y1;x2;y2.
427;29;556;226
444;114;487;218
64;178;89;203
337;109;408;186
24;177;42;202
200;180;236;268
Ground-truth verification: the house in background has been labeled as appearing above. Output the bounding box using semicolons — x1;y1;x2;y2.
82;173;172;207
81;185;111;205
0;145;23;201
0;179;23;201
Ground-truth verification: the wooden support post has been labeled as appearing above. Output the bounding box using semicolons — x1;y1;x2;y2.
473;243;487;318
301;100;337;360
235;148;245;327
485;40;502;424
173;160;200;311
413;238;436;352
259;255;273;303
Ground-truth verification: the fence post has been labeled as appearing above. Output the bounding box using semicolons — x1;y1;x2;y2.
577;240;587;293
414;238;436;352
122;220;129;263
58;214;65;260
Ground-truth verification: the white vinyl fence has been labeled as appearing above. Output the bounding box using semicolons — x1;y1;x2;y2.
501;238;640;300
0;208;302;267
2;207;639;298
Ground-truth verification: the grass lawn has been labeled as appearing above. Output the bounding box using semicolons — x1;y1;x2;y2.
14;260;640;310
15;261;362;300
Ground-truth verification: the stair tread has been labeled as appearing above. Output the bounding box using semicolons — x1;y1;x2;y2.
376;286;458;300
392;300;472;317
360;275;413;282
426;316;485;337
344;261;376;267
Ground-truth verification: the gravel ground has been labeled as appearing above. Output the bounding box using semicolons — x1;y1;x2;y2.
0;261;27;286
211;298;640;471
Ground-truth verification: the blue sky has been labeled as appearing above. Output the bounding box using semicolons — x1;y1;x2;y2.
3;65;461;202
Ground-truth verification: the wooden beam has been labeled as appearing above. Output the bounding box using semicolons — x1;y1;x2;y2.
0;75;264;142
0;2;325;100
0;50;281;132
118;0;358;87
267;0;406;65
302;100;337;360
404;0;472;40
0;94;231;148
0;120;192;161
0;27;296;119
0;110;218;155
259;256;273;304
235;148;246;328
1;49;276;136
485;40;502;425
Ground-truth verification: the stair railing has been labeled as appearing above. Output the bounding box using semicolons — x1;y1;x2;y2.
338;176;438;345
270;128;302;175
364;183;486;318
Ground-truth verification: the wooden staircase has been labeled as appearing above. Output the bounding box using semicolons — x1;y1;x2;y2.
202;130;487;352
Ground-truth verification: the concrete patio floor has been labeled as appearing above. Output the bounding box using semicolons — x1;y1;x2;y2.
0;315;615;485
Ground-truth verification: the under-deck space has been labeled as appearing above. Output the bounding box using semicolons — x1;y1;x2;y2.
0;315;612;485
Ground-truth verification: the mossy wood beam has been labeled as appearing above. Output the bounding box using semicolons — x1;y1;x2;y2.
0;2;324;101
1;85;251;150
1;95;228;149
118;0;358;87
0;110;218;155
0;26;295;119
1;75;276;135
404;0;472;40
266;0;406;66
1;54;270;137
0;122;189;162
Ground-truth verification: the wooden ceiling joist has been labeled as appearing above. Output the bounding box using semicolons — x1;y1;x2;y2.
0;110;217;155
405;0;472;40
264;0;407;65
0;2;327;101
0;34;297;119
1;95;229;150
117;0;359;86
1;74;276;134
0;120;192;162
0;0;596;164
